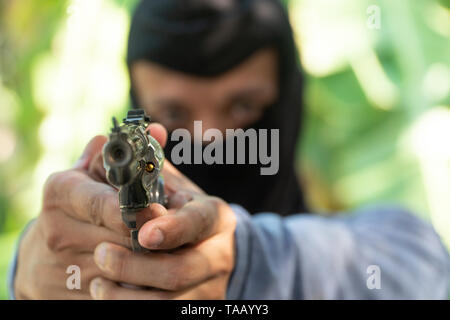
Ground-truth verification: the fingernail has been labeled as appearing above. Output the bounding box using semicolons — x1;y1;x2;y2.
90;278;103;300
146;227;164;248
95;243;111;272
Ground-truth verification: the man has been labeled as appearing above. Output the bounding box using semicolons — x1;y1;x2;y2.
126;0;308;215
8;0;450;299
10;122;450;299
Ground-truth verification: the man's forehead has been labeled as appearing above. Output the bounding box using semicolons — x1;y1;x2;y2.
131;48;277;83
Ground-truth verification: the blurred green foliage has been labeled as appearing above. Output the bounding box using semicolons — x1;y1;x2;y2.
0;0;449;300
0;0;67;299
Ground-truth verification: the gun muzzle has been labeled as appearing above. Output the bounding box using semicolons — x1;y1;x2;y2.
104;138;134;185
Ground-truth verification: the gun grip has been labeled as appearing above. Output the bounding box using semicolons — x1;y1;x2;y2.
130;229;149;253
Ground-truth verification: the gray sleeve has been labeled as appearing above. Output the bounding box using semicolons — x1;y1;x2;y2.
226;204;450;299
7;219;36;300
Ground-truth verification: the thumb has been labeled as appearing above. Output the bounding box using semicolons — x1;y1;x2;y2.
147;123;168;148
73;135;108;170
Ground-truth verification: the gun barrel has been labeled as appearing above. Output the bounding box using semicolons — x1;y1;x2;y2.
103;135;138;186
104;139;133;167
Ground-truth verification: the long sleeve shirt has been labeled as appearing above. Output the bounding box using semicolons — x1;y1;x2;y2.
226;204;449;299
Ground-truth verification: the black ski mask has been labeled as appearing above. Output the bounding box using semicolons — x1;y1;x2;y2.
127;0;308;215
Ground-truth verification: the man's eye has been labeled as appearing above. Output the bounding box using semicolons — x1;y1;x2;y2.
162;105;189;123
165;108;182;120
230;102;255;118
157;106;189;130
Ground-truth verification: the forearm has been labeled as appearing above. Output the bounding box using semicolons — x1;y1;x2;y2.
227;205;450;299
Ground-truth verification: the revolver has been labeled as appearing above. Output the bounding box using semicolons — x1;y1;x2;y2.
103;109;166;252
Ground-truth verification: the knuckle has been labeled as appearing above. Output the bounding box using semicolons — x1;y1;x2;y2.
104;190;119;214
165;262;187;290
42;171;64;208
39;212;64;252
39;211;78;253
43;170;82;209
38;208;74;253
44;224;66;252
186;196;229;242
207;197;225;221
87;192;105;226
208;196;225;210
191;209;210;241
110;206;128;235
88;189;120;229
219;248;235;274
211;196;236;230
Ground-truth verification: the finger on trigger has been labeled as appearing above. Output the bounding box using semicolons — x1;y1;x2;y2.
73;135;108;170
